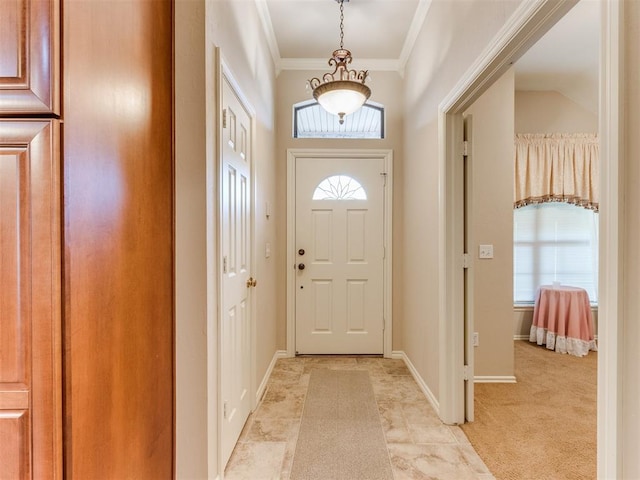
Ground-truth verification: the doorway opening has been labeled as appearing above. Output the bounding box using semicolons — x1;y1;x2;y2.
438;0;622;477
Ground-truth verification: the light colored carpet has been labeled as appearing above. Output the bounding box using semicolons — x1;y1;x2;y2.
460;340;597;480
290;369;394;480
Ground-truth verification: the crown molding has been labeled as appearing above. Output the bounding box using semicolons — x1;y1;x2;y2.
277;57;402;74
255;0;281;67
398;0;433;74
256;0;432;77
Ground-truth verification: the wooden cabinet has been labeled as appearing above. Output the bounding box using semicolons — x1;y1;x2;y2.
1;0;62;478
1;0;174;478
0;0;60;115
0;120;62;480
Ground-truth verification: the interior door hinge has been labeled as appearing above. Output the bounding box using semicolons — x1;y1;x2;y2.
462;253;470;269
463;365;471;381
380;172;387;186
223;256;228;274
223;401;228;419
463;140;469;156
222;109;227;128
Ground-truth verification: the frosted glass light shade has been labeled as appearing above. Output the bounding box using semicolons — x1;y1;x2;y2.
313;80;371;123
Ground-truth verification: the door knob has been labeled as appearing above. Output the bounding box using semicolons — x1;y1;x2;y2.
246;277;257;287
298;263;305;270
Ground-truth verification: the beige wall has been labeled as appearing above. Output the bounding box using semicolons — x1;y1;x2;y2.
175;1;208;477
464;68;515;378
515;90;598;133
623;2;640;476
401;0;520;400
274;70;405;350
176;0;278;477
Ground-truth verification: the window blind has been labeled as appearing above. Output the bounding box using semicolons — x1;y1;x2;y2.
514;203;598;304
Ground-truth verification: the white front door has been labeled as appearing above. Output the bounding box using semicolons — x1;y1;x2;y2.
295;156;386;354
220;74;252;466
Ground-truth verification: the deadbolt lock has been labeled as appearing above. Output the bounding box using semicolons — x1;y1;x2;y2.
246;277;257;287
298;249;305;256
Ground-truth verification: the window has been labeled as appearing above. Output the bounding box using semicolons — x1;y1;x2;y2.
312;175;367;200
514;203;598;304
293;100;384;139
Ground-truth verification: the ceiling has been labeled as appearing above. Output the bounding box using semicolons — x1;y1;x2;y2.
259;0;600;111
257;0;429;71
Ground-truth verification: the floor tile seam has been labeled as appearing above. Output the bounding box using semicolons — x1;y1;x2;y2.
385;441;487;477
285;367;310;478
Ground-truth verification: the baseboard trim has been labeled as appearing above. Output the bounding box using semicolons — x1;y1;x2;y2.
255;350;288;405
474;375;517;383
392;350;440;413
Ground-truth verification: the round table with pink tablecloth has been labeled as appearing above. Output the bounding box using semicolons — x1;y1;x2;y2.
530;285;597;357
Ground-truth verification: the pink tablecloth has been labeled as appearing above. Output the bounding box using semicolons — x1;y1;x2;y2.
530;285;597;357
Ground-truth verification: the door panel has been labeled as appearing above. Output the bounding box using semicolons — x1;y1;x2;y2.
295;158;384;354
0;0;60;114
63;1;173;477
0;120;62;480
221;75;252;467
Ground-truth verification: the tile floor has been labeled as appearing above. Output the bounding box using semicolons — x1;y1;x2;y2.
224;356;495;480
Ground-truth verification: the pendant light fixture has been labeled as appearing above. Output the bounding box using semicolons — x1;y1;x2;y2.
308;0;371;125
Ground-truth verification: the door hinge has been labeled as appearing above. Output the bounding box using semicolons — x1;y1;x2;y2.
223;401;228;419
222;109;227;128
380;172;387;186
223;256;228;274
463;365;471;381
463;140;469;156
462;253;470;269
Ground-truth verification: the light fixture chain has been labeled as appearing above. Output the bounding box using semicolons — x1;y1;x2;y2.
339;0;344;49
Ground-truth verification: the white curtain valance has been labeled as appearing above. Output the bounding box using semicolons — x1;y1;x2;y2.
514;133;599;212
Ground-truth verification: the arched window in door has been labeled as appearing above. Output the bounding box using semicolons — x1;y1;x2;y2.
312;175;367;200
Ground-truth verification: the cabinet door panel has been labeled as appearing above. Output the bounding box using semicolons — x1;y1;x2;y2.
0;0;60;114
0;120;62;480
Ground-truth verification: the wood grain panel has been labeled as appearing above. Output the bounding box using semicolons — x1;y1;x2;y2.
0;0;60;114
63;1;174;478
0;410;30;479
0;120;62;480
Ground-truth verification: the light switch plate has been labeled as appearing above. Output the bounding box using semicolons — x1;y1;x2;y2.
479;244;494;259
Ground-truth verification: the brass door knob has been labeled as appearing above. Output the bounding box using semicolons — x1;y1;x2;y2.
246;277;257;287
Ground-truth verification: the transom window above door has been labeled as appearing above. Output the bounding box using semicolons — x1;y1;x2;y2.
293;100;384;139
312;175;367;200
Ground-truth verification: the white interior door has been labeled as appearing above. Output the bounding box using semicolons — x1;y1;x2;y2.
220;75;252;466
463;115;475;422
295;156;385;354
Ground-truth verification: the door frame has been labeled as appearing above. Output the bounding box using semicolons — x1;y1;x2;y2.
438;1;622;478
286;149;393;358
215;54;257;472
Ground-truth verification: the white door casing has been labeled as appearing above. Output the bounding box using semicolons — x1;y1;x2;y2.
287;149;393;357
295;157;384;354
219;70;253;468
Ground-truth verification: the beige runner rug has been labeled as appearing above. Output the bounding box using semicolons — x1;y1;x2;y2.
290;369;393;480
